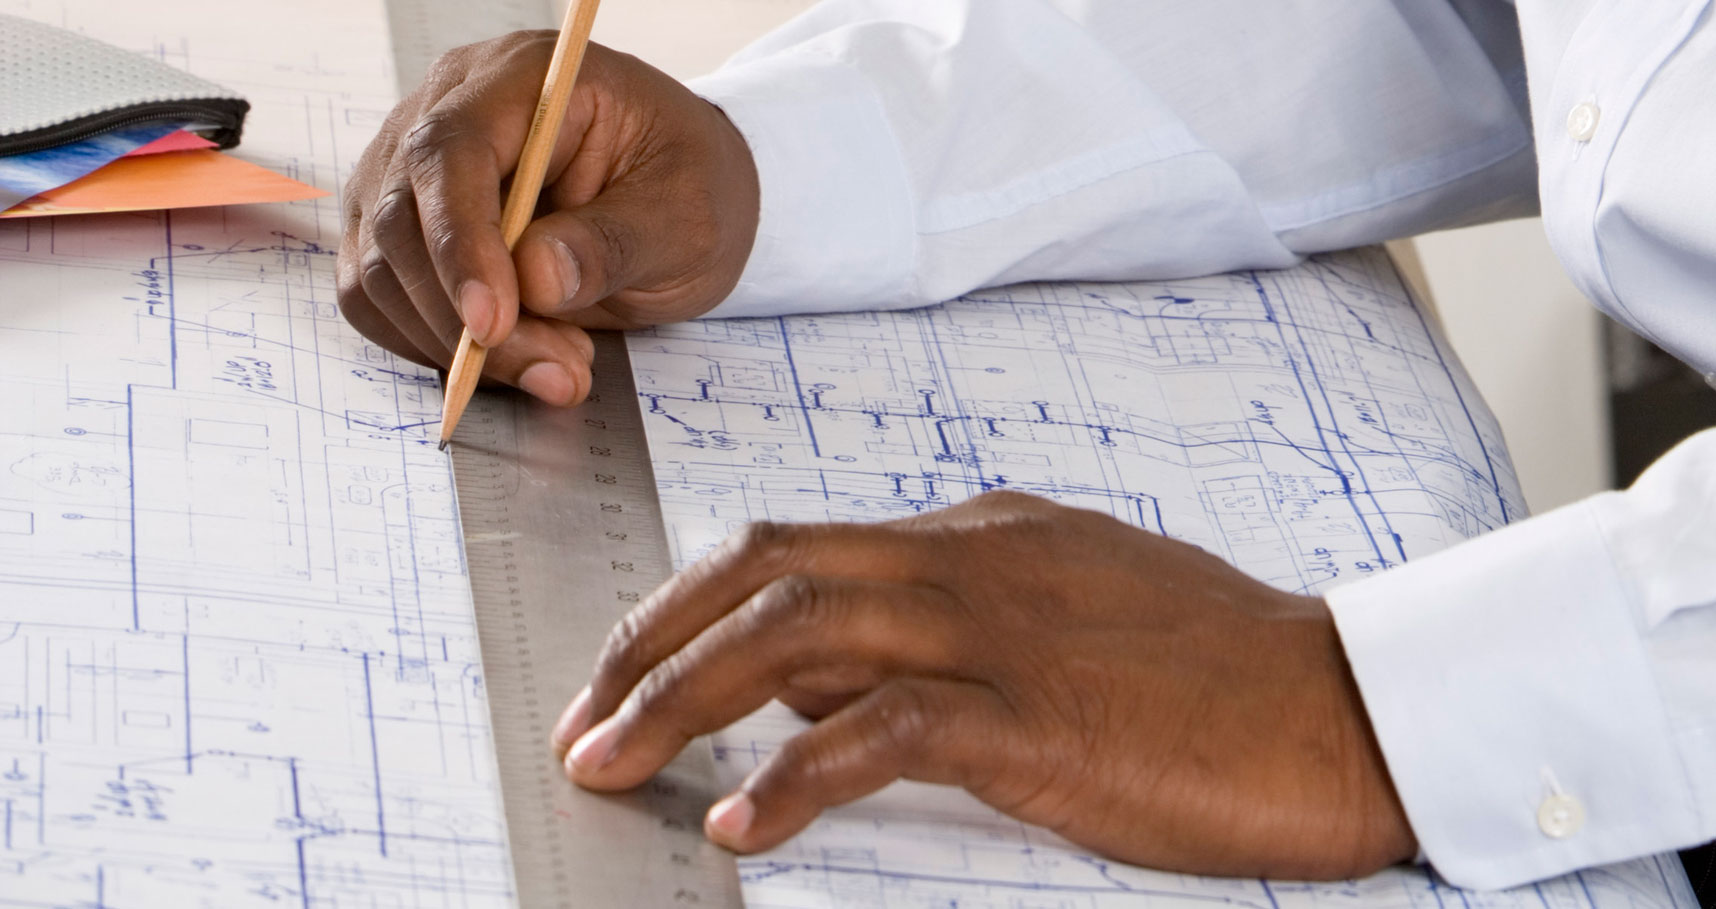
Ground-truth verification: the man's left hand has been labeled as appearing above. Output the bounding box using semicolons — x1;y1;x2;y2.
551;490;1416;880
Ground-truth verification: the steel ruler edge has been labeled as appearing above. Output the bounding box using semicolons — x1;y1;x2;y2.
386;2;745;906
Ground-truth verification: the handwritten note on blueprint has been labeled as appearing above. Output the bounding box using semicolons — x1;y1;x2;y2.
628;252;1698;909
0;0;514;905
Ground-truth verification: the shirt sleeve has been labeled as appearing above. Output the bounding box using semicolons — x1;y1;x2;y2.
687;0;1538;318
1328;427;1716;890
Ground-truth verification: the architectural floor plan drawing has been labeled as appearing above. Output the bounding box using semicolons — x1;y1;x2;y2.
630;252;1696;909
0;1;516;905
0;0;1696;908
634;252;1523;590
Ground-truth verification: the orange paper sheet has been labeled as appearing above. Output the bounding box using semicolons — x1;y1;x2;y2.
0;149;328;219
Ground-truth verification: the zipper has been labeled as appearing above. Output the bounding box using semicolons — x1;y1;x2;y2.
1;98;251;158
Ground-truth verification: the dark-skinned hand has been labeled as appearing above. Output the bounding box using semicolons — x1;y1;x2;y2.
336;32;760;406
551;490;1418;880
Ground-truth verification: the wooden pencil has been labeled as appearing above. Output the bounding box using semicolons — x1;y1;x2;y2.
439;0;604;451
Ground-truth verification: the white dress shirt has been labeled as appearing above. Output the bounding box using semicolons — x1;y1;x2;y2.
685;0;1716;891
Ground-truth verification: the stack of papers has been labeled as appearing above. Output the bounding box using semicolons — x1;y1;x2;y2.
0;120;326;218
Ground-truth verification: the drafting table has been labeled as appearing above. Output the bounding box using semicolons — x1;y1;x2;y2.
0;0;1698;907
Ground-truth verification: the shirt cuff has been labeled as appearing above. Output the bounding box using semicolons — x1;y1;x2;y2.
689;50;916;319
1326;497;1699;890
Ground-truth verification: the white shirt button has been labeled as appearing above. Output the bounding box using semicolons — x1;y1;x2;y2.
1566;102;1601;142
1538;793;1586;838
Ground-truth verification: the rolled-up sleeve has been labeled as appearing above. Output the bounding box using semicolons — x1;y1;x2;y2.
689;0;1537;318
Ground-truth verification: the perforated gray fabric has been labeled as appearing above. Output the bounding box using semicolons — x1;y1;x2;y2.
1;12;247;153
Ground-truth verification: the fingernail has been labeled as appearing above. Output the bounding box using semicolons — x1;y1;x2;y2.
569;715;622;771
551;686;592;749
518;362;574;405
457;281;497;342
705;792;754;841
550;239;581;306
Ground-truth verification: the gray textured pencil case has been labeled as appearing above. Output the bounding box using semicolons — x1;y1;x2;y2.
0;12;249;156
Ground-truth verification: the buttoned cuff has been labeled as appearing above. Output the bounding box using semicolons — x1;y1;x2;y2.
1327;497;1699;890
689;51;915;319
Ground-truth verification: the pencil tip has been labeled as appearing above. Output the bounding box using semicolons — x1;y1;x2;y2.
438;440;450;452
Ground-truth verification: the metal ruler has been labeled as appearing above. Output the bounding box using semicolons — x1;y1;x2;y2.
385;0;556;94
449;335;743;908
384;3;745;906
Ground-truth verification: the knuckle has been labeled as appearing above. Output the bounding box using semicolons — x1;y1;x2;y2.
869;684;940;760
587;212;637;280
750;575;836;632
357;244;395;294
424;222;468;273
398;111;473;177
367;187;417;252
335;270;367;318
972;489;1043;512
628;652;689;716
725;520;797;568
422;45;473;85
769;731;838;792
592;608;652;685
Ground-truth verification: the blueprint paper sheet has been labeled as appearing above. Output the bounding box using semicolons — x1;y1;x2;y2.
628;253;1699;909
0;0;515;905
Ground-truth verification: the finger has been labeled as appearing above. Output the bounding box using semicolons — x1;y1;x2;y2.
485;317;596;407
775;686;865;721
356;232;594;405
560;576;966;782
336;240;442;370
571;521;952;744
357;230;463;369
368;180;467;347
366;177;596;404
704;678;1014;853
396;38;586;348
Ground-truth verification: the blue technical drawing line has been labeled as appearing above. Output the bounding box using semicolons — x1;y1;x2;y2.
776;316;822;458
917;313;989;494
296;838;311;909
1270;271;1407;564
182;633;193;774
126;384;139;632
362;651;389;859
1250;272;1389;567
166;212;179;390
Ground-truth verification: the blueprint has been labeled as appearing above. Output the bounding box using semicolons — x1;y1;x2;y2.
0;1;1696;908
0;0;515;905
628;254;1697;909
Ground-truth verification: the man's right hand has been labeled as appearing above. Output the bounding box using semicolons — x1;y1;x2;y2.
336;32;761;406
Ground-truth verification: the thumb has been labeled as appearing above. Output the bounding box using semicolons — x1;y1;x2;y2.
512;191;660;329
